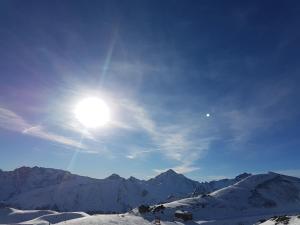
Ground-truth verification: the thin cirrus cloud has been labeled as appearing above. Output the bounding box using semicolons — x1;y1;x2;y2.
117;81;296;174
126;148;158;160
0;107;85;149
118;99;214;174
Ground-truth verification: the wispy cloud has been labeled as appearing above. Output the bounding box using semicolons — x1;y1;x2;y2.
115;80;295;174
118;100;213;173
0;107;85;149
126;148;157;159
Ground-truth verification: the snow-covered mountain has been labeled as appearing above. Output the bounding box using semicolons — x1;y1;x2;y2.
1;172;299;225
0;166;247;213
192;172;252;196
133;172;300;224
205;172;251;192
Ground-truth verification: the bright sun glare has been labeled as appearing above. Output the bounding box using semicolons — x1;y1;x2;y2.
74;97;111;128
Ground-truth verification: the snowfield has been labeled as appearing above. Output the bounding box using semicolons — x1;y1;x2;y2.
20;211;89;225
1;209;300;225
0;207;88;224
0;207;55;224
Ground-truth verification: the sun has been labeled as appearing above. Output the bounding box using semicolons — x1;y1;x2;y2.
74;97;111;128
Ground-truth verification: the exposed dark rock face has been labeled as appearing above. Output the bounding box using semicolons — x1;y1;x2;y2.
175;210;193;221
138;205;150;214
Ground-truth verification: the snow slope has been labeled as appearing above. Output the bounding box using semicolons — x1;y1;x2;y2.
0;207;56;224
0;208;300;225
0;167;247;213
258;215;300;225
131;172;300;224
20;211;89;225
7;211;299;225
0;207;89;224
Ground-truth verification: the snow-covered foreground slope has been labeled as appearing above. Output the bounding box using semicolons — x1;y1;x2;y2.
0;207;55;224
20;212;89;225
56;214;154;225
0;207;88;224
258;215;300;225
3;210;299;225
0;166;248;213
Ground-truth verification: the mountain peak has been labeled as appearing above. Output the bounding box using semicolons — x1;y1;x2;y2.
162;169;178;175
235;172;252;181
14;166;31;171
152;169;186;181
106;173;123;180
128;176;139;182
13;166;71;175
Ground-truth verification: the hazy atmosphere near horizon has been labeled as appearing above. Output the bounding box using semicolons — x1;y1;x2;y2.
1;0;300;181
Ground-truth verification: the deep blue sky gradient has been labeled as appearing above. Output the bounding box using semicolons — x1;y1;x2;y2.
0;0;300;180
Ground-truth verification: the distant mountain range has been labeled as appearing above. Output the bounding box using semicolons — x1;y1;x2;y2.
1;168;300;225
0;166;251;213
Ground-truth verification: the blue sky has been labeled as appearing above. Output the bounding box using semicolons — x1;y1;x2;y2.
0;0;300;181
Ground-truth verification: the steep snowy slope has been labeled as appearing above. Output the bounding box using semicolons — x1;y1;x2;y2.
5;172;148;213
133;172;300;224
0;167;200;212
0;166;250;213
191;172;252;196
145;169;201;202
206;172;251;192
0;166;93;202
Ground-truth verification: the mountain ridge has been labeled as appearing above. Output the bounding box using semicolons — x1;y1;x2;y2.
1;166;251;182
0;166;251;212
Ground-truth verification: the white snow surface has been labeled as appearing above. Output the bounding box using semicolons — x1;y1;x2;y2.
2;209;300;225
258;215;300;225
20;211;89;225
0;207;56;224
